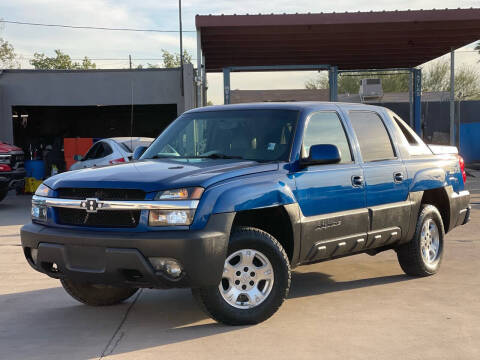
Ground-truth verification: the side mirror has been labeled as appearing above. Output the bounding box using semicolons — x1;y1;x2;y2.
133;146;148;160
300;144;341;167
73;154;83;161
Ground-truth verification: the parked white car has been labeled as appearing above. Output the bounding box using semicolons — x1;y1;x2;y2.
70;137;154;171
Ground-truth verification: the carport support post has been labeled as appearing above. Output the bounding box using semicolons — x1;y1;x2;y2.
450;49;455;145
413;68;422;136
328;66;338;102
223;67;231;105
196;29;203;107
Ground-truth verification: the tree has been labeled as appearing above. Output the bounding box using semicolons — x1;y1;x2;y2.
476;41;480;55
306;71;409;94
306;60;480;100
0;38;20;69
423;60;480;100
30;50;96;70
161;49;192;68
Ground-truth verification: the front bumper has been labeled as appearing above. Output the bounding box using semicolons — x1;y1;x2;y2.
0;169;26;190
21;213;234;289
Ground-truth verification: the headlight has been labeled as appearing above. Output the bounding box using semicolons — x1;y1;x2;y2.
149;209;195;226
154;187;204;200
150;187;203;226
34;183;52;197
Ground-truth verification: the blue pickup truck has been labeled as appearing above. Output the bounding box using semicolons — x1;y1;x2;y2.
21;102;470;325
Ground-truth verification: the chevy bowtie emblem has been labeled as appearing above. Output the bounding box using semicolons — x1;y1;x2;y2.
81;198;103;213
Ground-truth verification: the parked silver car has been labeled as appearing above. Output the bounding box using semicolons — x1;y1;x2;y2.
70;137;153;171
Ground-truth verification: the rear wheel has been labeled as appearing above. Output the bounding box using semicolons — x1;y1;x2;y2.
192;227;291;325
396;204;445;276
60;278;138;306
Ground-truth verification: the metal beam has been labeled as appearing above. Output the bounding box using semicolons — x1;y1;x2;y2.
202;54;207;106
409;70;414;127
413;68;422;135
228;64;330;72
450;49;455;145
329;66;338;101
223;67;231;104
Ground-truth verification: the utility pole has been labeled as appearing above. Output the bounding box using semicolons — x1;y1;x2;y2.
129;54;132;70
179;0;184;96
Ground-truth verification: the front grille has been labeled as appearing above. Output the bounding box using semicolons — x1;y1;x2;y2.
57;208;140;228
57;188;146;201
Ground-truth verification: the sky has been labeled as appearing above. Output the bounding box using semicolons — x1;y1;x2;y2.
1;0;479;104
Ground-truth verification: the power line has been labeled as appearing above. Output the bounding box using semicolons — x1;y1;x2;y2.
0;19;196;33
18;55;197;61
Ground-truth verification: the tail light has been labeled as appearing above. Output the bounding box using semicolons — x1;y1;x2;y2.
0;164;12;172
109;157;126;165
458;155;466;183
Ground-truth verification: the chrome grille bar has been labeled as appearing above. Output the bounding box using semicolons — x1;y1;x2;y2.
32;195;199;210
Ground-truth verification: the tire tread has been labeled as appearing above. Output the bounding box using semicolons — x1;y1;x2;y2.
397;204;444;277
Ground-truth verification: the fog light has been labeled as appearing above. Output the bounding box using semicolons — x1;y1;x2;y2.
149;257;183;279
30;248;38;265
31;204;47;222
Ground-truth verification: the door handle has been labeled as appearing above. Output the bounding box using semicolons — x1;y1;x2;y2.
393;172;404;183
351;175;364;187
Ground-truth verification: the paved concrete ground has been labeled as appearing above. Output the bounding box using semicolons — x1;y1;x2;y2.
1;178;479;360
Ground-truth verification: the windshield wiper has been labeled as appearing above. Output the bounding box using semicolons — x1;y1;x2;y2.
149;155;184;159
148;153;245;160
196;153;244;160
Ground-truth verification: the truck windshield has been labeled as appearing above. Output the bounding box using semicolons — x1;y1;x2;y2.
142;109;299;162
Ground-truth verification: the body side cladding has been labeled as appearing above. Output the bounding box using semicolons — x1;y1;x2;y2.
282;203;302;267
230;203;302;268
445;187;470;233
404;191;423;243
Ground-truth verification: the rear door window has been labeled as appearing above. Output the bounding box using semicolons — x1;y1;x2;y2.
349;111;396;162
83;143;101;160
389;111;432;156
97;142;113;158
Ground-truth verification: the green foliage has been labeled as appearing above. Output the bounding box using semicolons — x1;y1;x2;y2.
30;50;96;70
0;38;20;69
161;49;192;68
306;71;409;94
423;60;480;100
306;60;480;100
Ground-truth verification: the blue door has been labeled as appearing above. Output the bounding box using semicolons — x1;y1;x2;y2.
293;111;367;261
348;110;409;247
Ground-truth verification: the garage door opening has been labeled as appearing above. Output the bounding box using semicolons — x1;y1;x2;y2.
12;104;177;151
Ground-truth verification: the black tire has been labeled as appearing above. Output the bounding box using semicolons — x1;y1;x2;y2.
60;278;138;306
396;204;445;276
192;226;291;325
0;189;8;202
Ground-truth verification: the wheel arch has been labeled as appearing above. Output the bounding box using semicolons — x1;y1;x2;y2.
231;204;302;267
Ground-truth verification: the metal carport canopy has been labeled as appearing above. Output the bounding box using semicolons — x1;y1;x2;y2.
195;8;480;72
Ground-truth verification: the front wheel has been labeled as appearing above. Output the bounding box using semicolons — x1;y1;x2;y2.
396;204;445;276
60;278;138;306
192;227;291;325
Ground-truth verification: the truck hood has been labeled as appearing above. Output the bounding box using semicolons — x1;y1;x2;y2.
0;141;22;154
44;158;279;193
